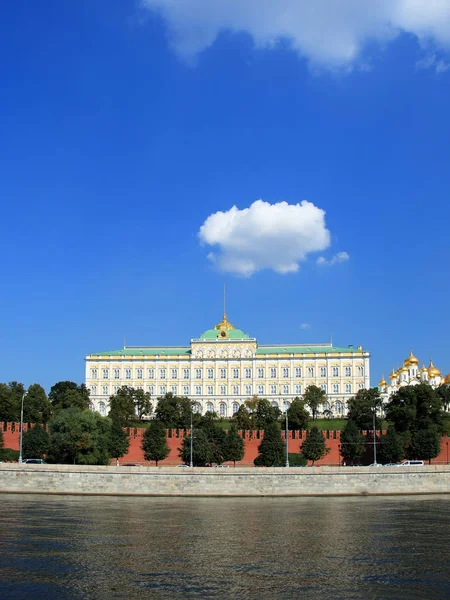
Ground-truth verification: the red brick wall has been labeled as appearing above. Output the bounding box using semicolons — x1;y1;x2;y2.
4;423;450;466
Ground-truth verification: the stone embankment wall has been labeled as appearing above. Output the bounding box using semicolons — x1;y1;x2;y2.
0;464;449;497
3;423;450;466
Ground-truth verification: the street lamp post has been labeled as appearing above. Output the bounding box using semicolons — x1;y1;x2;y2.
372;408;377;465
189;408;194;468
19;390;27;464
285;408;289;468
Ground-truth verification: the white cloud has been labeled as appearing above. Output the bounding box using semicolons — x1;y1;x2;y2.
142;0;450;70
416;53;450;72
198;199;331;277
317;251;350;266
300;323;311;329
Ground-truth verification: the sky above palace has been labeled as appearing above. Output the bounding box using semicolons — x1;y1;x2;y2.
2;0;450;390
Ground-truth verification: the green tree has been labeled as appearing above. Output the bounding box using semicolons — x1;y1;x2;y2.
436;385;450;412
22;425;50;459
108;416;130;461
254;422;285;466
255;398;281;429
386;384;446;435
48;408;111;465
340;420;365;465
303;385;326;420
223;425;245;466
287;397;309;431
411;427;442;463
108;387;136;427
134;389;152;421
379;426;405;464
0;383;19;422
155;393;194;429
233;404;253;430
23;384;52;424
179;428;215;466
301;427;327;465
49;381;90;412
142;420;170;465
347;387;382;430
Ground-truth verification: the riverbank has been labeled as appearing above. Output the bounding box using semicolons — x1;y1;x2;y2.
1;463;449;497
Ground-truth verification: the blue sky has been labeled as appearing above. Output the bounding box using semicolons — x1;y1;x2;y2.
1;0;450;390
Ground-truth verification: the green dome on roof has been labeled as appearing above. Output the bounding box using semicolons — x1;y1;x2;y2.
200;313;250;340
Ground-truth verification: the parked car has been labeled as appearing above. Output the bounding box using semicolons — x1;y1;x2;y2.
399;460;424;466
22;459;46;464
384;463;399;467
368;463;383;467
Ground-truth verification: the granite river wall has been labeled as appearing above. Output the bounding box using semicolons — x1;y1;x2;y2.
1;464;449;497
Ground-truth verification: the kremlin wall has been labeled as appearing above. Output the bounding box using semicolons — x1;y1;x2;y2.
3;423;450;467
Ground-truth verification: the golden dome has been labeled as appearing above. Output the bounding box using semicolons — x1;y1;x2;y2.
428;360;441;378
389;367;397;379
378;375;387;387
404;349;419;366
420;363;428;372
444;373;450;384
399;365;408;373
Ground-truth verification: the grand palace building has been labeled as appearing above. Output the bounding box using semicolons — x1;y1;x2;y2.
85;313;371;418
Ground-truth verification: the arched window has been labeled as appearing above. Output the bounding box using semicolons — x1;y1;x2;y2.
232;402;239;414
284;400;291;410
98;402;106;416
89;402;94;411
206;402;214;413
271;401;278;408
335;401;343;414
219;403;227;417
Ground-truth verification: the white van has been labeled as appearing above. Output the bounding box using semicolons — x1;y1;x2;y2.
399;460;424;466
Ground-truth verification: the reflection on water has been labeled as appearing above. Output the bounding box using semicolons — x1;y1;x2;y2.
0;494;449;599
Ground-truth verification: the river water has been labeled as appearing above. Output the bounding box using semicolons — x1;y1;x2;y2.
0;494;449;599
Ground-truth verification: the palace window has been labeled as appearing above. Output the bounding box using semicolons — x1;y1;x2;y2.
332;367;339;377
345;383;352;394
282;367;289;378
207;385;213;395
148;368;154;379
125;369;131;380
320;384;327;392
270;367;277;378
114;369;120;379
335;401;343;414
113;385;119;394
220;385;226;395
136;368;143;380
183;386;189;395
91;368;98;379
257;384;264;395
91;385;97;395
323;401;330;412
295;384;302;395
102;369;109;379
245;384;251;395
308;367;314;377
220;367;226;379
270;384;276;394
219;403;227;416
102;385;108;396
171;368;178;379
295;367;302;378
320;367;326;378
206;402;214;412
332;384;339;394
98;402;106;416
207;368;214;379
232;403;239;414
195;385;201;395
171;385;177;394
357;365;364;376
283;384;289;394
232;367;239;379
160;385;166;395
232;385;239;395
345;366;351;377
195;368;202;379
160;368;166;380
136;385;143;391
358;382;364;390
245;367;251;379
183;368;189;379
257;367;264;378
148;385;154;395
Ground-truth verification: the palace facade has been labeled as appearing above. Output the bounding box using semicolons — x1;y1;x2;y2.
85;313;370;418
378;349;450;402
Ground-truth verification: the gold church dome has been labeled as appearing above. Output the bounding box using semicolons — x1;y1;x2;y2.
389;367;398;379
378;375;387;387
428;360;441;378
404;349;419;366
444;373;450;384
420;363;428;372
399;365;408;373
